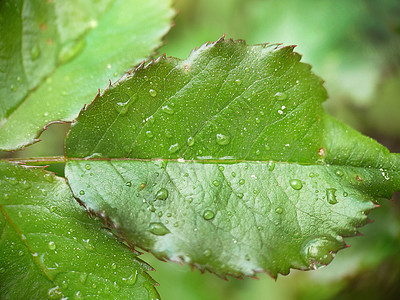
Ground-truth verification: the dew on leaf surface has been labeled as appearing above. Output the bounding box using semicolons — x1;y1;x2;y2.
216;133;230;146
155;188;168;200
149;222;170;235
290;179;303;190
326;188;338;204
203;210;215;220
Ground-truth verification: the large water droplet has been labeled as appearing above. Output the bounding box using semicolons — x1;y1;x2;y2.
115;99;131;115
122;270;138;286
162;105;175;115
203;209;215;220
301;236;342;269
326;188;337;204
168;143;180;154
239;179;245;185
216;133;230;146
187;137;195;146
274;92;288;101
149;89;157;97
155;188;168;200
290;179;303;190
145;130;154;138
149;222;170;236
31;45;41;61
48;241;56;250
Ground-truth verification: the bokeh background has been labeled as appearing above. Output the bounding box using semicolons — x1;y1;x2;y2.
4;0;400;299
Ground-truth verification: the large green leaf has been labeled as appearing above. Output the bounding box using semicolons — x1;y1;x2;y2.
0;0;174;151
65;38;400;277
0;161;159;299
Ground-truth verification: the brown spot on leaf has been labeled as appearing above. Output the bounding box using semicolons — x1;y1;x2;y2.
318;147;326;156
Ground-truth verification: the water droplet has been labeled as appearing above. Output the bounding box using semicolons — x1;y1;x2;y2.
125;182;132;187
48;286;62;299
231;172;236;177
5;176;18;186
239;179;245;185
257;225;264;231
343;192;348;197
203;249;211;257
149;89;157;97
79;273;88;283
85;164;91;170
268;161;275;171
275;207;283;214
79;190;85;195
144;76;149;81
115;99;131;115
235;79;242;85
203;209;215;220
58;38;86;63
41;189;48;196
48;241;56;250
188;197;193;203
155;188;168;200
274;92;288;101
187;137;195;146
301;236;341;269
149;222;170;235
290;179;303;190
212;180;219;187
168;143;180;154
31;45;40;60
111;263;117;270
309;172;315;178
326;188;337;204
255;117;260;124
145;130;154;138
216;133;230;146
10;84;17;91
335;170;344;177
122;270;138;286
237;193;244;198
265;144;271;151
218;166;225;171
162;105;175;115
82;239;93;250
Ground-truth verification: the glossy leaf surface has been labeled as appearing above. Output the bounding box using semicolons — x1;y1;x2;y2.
0;0;174;150
65;38;400;277
0;162;159;299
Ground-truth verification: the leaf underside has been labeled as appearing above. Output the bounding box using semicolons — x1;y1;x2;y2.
0;162;159;299
65;38;400;277
0;0;174;151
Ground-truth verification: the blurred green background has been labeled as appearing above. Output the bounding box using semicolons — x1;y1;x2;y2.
4;0;400;299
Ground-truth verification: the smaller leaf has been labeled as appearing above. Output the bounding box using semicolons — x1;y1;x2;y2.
0;162;159;299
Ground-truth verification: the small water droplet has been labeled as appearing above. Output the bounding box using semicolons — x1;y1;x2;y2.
326;188;337;204
218;166;224;171
257;225;263;231
274;92;288;101
335;170;344;177
343;192;348;197
290;179;303;190
204;249;211;257
187;137;195;146
212;180;220;187
162;105;175;115
216;133;230;146
10;84;17;91
168;143;180;154
48;286;62;299
239;179;245;185
155;188;168;200
231;172;236;177
265;144;271;151
125;182;132;187
48;241;56;250
237;192;244;198
235;79;242;85
85;164;91;170
149;222;170;235
111;263;117;270
203;210;215;220
5;176;18;186
309;172;315;178
41;189;48;196
145;130;154;138
188;197;193;203
275;207;283;214
144;76;149;81
268;161;275;171
255;117;260;124
31;45;41;60
149;89;157;97
79;273;88;284
79;190;85;195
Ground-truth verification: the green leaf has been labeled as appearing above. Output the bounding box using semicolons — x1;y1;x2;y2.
0;162;159;299
0;0;174;150
64;38;400;277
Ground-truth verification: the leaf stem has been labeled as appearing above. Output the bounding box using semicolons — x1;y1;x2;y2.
3;156;66;165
